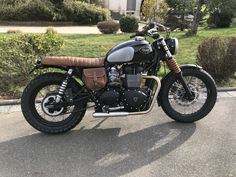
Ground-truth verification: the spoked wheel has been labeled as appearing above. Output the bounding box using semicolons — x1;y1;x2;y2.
21;73;87;134
160;68;217;122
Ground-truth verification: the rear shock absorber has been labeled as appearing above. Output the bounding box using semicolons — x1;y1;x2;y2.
55;69;73;103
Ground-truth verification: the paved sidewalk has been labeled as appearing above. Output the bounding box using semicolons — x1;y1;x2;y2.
0;25;102;34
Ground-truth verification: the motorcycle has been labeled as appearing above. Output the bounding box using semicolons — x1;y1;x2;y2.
21;22;217;134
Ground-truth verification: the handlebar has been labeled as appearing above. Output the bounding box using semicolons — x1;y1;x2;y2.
130;22;170;39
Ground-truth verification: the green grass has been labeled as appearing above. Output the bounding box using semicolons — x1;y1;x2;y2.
55;26;236;65
0;25;235;86
1;25;236;65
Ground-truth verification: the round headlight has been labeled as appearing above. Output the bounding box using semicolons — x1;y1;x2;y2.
165;37;179;55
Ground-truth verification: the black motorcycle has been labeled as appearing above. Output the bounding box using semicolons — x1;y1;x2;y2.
21;22;217;134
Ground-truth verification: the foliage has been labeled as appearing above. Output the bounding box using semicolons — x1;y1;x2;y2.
0;0;55;21
207;9;234;28
165;0;193;30
206;0;236;28
119;16;139;33
97;20;120;34
62;0;111;24
197;37;236;82
0;31;64;97
0;0;111;24
142;0;169;22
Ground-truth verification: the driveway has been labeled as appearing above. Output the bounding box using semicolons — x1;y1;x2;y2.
0;98;235;177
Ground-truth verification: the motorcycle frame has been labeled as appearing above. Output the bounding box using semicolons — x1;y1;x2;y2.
30;36;200;117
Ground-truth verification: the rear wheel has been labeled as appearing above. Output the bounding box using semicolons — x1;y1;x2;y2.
160;68;217;123
21;73;87;134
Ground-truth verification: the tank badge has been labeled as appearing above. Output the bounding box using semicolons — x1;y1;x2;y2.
139;46;152;54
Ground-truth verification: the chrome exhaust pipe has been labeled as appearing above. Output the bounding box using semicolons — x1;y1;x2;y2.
93;112;129;118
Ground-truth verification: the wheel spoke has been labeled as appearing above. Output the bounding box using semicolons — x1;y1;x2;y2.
168;75;208;115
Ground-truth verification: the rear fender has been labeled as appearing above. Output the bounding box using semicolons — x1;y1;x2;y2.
157;64;202;106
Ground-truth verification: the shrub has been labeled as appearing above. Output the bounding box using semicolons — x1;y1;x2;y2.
119;16;139;33
97;20;120;34
63;0;111;24
0;32;64;98
0;0;55;21
207;9;234;28
197;37;236;83
0;0;111;24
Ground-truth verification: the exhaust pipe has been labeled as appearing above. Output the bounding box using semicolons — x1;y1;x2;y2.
93;112;129;118
93;75;161;118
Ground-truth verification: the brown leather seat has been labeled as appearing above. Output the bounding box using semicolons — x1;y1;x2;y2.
41;56;104;68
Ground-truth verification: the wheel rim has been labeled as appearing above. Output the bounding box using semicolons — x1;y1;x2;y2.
34;84;76;123
168;75;208;115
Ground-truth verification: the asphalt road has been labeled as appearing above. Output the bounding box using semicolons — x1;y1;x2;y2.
0;98;235;177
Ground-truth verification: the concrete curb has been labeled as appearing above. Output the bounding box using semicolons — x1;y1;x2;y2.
216;87;236;92
0;87;236;106
0;99;21;106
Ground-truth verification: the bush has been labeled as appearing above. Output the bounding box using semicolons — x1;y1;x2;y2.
97;20;120;34
0;31;64;98
119;16;139;33
63;0;111;24
207;9;234;28
0;0;111;24
197;37;236;83
0;0;55;21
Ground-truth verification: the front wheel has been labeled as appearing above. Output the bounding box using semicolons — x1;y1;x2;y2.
160;68;217;123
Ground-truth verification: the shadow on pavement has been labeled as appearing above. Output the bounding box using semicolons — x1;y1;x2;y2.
0;122;196;177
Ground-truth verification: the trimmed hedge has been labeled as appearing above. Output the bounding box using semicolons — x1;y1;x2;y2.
63;0;111;24
0;0;111;24
0;0;55;21
119;16;139;33
0;31;64;98
97;20;120;34
197;37;236;82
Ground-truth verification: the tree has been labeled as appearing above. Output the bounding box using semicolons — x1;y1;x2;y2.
141;0;169;22
206;0;236;28
189;0;204;35
165;0;195;31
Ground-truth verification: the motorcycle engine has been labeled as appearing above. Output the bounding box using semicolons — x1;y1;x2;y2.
99;64;149;112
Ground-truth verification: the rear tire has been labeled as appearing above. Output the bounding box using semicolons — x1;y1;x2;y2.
21;73;87;134
160;68;217;123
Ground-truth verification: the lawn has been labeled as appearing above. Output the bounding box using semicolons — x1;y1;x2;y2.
0;23;235;88
56;24;236;65
1;24;236;65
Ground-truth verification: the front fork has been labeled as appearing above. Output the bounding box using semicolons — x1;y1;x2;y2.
160;39;193;98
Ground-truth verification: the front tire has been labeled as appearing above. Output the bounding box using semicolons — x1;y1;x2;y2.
21;73;87;134
160;68;217;123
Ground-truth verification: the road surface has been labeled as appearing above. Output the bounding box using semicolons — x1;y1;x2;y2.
0;98;235;177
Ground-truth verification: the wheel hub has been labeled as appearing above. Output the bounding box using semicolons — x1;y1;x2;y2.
174;84;199;106
42;95;64;116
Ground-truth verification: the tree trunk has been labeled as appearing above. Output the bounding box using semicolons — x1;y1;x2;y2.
190;0;203;35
